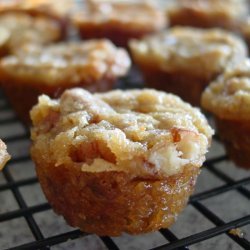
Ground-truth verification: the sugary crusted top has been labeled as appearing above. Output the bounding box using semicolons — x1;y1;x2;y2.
31;88;213;178
166;0;249;20
202;59;250;120
0;12;61;51
0;139;10;170
0;0;74;18
0;40;131;86
129;27;247;78
72;0;167;30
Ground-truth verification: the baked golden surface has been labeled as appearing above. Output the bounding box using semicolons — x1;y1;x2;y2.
0;40;131;86
166;0;249;29
31;88;213;235
0;139;10;170
129;27;247;105
202;59;250;120
0;12;61;52
0;0;74;19
130;27;247;78
31;88;213;177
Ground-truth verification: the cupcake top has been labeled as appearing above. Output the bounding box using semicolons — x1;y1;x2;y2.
166;0;249;28
0;40;131;86
202;59;250;120
0;12;61;51
31;88;213;178
72;0;167;31
0;139;10;170
0;0;74;19
129;27;247;78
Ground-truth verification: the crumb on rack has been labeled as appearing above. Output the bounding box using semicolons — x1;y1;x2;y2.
229;228;244;238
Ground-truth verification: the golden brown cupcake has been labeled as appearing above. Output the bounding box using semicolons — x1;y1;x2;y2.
0;139;10;170
0;12;62;53
165;0;249;30
202;59;250;169
130;27;248;106
0;40;131;125
71;0;167;47
31;88;213;236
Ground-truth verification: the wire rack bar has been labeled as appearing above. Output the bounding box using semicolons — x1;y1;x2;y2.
100;237;120;250
2;167;45;242
0;203;51;223
192;202;250;249
190;177;250;202
206;164;250;199
152;215;250;250
0;177;38;192
2;134;30;143
6;230;86;250
0;83;250;250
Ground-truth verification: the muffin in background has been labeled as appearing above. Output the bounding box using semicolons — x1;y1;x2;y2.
0;139;10;170
202;59;250;169
130;27;248;106
165;0;249;31
0;12;62;53
0;26;10;57
31;88;213;236
0;40;131;125
71;0;167;47
0;0;74;31
240;17;250;52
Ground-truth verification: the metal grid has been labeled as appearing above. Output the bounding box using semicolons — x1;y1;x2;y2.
0;73;250;250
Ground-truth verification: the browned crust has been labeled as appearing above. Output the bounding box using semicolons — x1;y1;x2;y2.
0;9;66;41
76;23;163;48
135;62;219;106
169;8;241;30
72;1;167;47
33;157;200;236
215;118;250;169
0;139;10;170
167;0;248;30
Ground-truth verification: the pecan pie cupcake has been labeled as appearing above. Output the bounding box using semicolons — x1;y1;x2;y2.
130;27;248;106
0;40;131;125
0;12;62;53
0;139;10;170
71;0;167;47
31;88;213;236
165;0;249;30
202;59;250;169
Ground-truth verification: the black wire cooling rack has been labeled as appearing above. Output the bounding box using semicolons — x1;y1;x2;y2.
0;72;250;250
